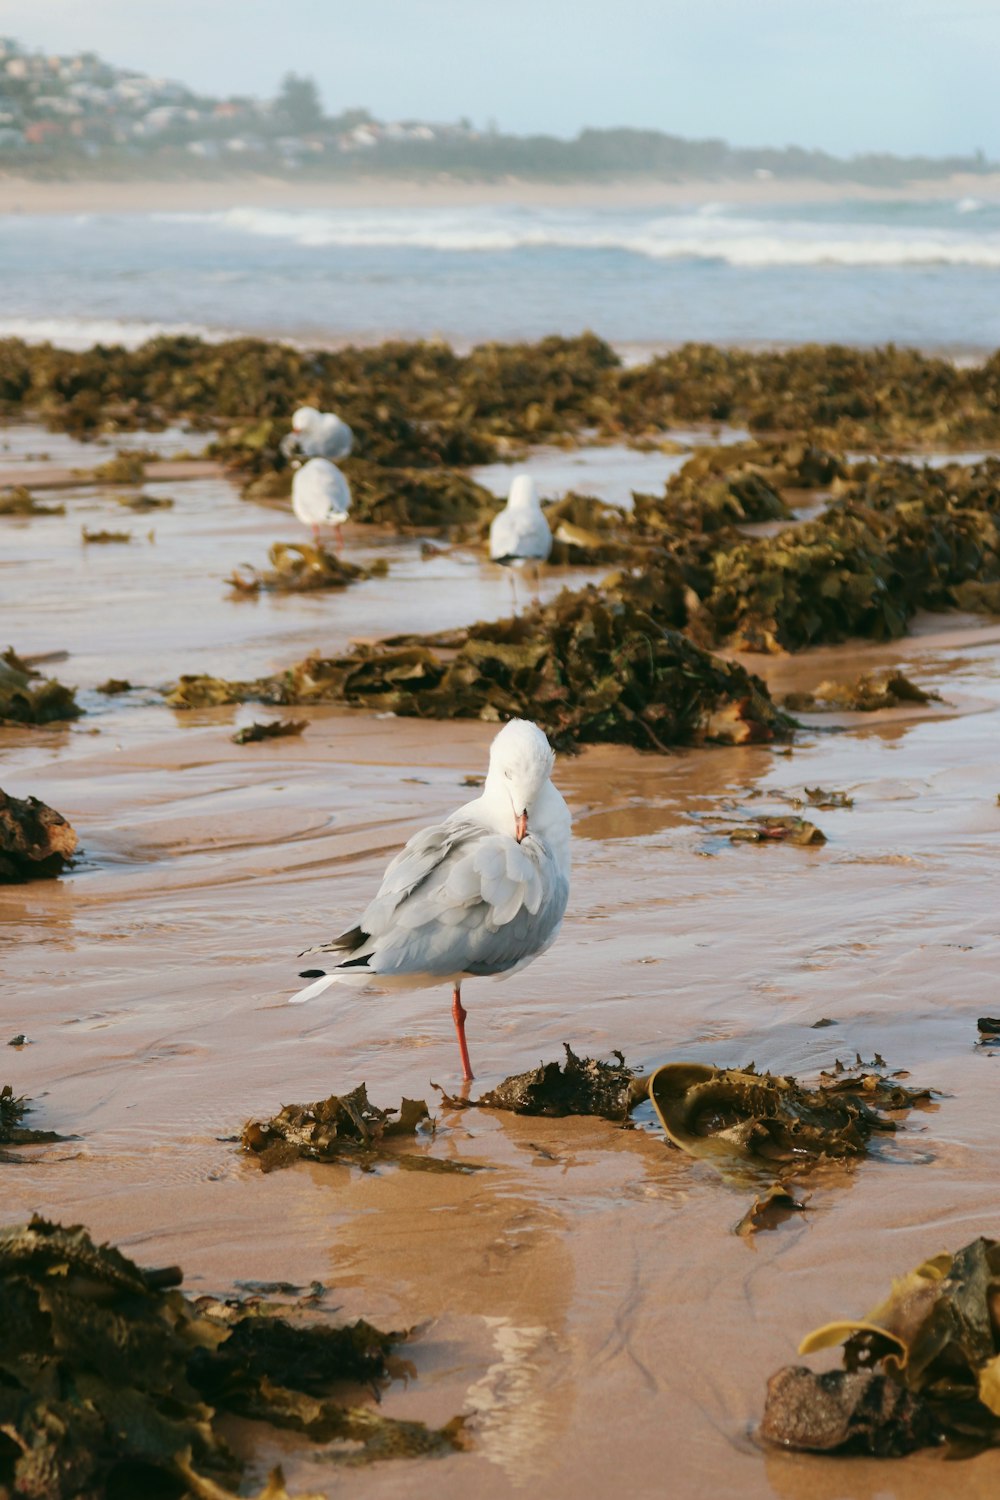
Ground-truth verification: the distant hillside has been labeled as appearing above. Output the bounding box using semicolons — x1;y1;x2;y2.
0;35;993;186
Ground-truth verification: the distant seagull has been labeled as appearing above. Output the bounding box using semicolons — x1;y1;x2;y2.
489;475;553;603
281;405;354;462
289;719;572;1081
291;456;351;549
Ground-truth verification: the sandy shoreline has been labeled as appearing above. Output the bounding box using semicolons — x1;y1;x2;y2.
4;436;1000;1497
1;170;999;215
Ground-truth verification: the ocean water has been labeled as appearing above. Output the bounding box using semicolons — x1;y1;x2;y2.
1;195;998;351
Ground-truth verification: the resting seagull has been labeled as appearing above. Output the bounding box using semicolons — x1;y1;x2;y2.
291;456;352;549
489;475;552;603
290;719;571;1081
281;405;354;462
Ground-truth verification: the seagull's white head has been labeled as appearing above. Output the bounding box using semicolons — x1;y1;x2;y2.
292;405;319;433
485;718;556;843
507;474;539;512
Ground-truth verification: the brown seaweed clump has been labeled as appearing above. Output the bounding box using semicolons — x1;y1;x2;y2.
228;542;373;594
694;457;1000;652
0;1216;463;1500
167;573;793;753
242;1084;431;1172
437;1044;644;1120
648;1060;932;1176
0;486;65;517
232;719;306;745
344;459;498;531
0;648;80;725
762;1237;1000;1455
0;788;78;881
0;1085;63;1155
783;669;941;713
6;334;1000;451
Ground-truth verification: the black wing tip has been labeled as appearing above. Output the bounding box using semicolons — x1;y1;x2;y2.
299;969;327;979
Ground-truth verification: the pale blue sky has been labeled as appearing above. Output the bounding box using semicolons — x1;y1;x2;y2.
3;0;996;158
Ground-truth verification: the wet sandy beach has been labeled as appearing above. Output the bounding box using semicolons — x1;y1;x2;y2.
3;438;1000;1498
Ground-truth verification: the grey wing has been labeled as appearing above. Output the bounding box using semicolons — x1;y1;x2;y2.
366;826;569;980
320;417;353;461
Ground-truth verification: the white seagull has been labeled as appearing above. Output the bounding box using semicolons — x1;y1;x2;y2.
284;404;354;462
289;719;571;1080
291;456;352;549
489;475;553;603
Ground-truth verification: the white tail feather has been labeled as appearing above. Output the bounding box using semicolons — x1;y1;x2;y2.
288;973;338;1005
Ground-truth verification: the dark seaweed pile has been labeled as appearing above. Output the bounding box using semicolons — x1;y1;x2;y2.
167;569;793;752
0;648;79;726
4;335;1000;452
0;1217;462;1499
762;1237;1000;1455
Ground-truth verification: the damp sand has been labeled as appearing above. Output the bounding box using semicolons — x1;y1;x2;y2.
2;444;1000;1498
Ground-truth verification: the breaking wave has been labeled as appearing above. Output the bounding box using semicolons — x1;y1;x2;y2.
166;205;1000;269
0;315;227;350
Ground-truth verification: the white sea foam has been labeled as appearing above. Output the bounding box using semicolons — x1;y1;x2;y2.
0;315;228;350
159;205;1000;269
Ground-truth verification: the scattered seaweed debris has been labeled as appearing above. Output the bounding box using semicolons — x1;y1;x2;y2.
727;816;827;846
762;1236;1000;1454
83;450;148;484
734;1183;809;1238
0;648;80;725
114;490;174;510
81;526;131;544
0;1216;463;1498
0;485;64;516
0;1085;62;1152
648;1060;932;1178
784;671;941;714
95;677;132;695
232;719;306;745
0;788;78;881
167;577;793;753
976;1017;1000;1044
435;1044;645;1121
798;787;854;809
228;542;371;594
242;1085;431;1172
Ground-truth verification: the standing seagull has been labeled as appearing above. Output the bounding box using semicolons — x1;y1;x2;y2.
290;719;571;1081
489;475;553;604
291;457;352;550
282;405;354;462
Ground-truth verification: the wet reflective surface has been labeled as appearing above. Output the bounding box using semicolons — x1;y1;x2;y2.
3;436;1000;1497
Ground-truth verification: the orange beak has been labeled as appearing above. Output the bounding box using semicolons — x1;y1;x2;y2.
514;811;528;843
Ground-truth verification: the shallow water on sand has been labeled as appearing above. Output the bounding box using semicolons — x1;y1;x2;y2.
3;437;1000;1498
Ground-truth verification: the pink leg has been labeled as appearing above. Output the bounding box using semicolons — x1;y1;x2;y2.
452;983;474;1081
312;524;320;545
336;524;344;555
